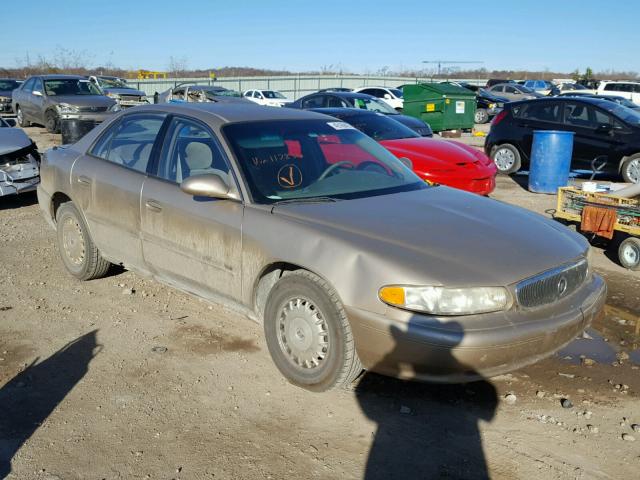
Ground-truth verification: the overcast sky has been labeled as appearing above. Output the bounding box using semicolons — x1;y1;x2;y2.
3;0;638;74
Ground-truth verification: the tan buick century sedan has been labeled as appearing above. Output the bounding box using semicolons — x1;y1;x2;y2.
37;103;606;391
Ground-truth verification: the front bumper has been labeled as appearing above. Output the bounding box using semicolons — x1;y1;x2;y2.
60;111;114;123
0;102;13;113
347;274;606;383
431;175;496;196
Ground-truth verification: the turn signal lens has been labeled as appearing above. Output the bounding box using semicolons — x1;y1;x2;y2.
379;286;405;306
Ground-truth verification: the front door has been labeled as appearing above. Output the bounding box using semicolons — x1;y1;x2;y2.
70;112;167;270
141;115;243;301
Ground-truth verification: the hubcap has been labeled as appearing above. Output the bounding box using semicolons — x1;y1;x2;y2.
625;159;640;183
622;242;639;266
494;147;515;171
61;216;85;266
277;297;329;370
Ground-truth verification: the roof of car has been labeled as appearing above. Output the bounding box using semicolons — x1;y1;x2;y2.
309;91;372;99
511;96;614;107
132;102;332;124
34;74;88;80
309;107;379;117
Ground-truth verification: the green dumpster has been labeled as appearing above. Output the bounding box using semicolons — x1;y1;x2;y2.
402;83;476;132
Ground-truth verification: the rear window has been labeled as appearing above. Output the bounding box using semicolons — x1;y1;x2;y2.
512;102;560;122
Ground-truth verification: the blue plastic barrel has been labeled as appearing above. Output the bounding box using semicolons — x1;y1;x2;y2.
528;130;574;194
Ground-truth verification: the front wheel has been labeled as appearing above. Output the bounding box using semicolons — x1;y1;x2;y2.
45;110;59;133
474;108;489;124
490;143;522;174
56;203;112;280
263;270;362;391
618;237;640;270
620;154;640;184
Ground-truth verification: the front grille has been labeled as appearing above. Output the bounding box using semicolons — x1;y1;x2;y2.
516;259;588;308
77;106;108;112
119;95;143;102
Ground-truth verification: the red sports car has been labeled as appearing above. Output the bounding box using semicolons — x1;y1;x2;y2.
312;108;497;195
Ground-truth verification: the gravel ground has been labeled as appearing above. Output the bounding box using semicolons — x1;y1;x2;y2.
0;125;639;480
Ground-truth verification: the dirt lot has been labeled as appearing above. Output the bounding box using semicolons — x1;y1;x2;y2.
1;126;639;480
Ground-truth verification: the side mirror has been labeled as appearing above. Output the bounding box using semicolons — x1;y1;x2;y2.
383;93;392;100
5;118;16;127
180;173;238;200
33;90;43;97
398;157;413;169
512;90;521;95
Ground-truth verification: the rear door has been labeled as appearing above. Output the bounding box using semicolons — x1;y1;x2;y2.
18;78;37;120
141;115;243;300
70;112;167;270
511;101;562;159
31;78;46;123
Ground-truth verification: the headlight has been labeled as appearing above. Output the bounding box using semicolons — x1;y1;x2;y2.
379;285;511;315
106;92;120;99
140;95;148;103
109;103;121;112
57;103;79;113
0;96;10;103
488;103;496;109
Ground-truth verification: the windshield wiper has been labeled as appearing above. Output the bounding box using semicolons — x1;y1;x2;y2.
271;196;340;206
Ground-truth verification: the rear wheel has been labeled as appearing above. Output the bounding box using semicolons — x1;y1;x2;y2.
56;202;112;280
618;237;640;270
474;108;489;124
16;106;30;127
490;143;522;174
45;110;59;133
263;270;362;391
620;154;640;184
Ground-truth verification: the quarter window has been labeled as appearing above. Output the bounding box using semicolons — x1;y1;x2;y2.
90;120;122;159
104;114;166;173
157;117;230;184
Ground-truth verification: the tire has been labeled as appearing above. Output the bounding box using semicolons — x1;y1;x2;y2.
620;154;640;184
474;108;489;124
16;106;30;127
490;143;522;174
56;202;111;280
618;237;640;270
45;109;59;133
263;270;362;391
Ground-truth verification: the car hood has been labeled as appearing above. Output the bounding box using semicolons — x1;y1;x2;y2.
380;137;484;171
387;113;424;128
103;87;146;96
272;188;587;286
0;90;14;98
50;95;116;107
0;128;34;155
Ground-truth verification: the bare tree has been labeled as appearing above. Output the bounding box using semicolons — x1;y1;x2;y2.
168;55;189;77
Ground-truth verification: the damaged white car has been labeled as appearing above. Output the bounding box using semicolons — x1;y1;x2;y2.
0;118;40;197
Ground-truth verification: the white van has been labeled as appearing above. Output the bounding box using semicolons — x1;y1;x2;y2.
597;81;640;105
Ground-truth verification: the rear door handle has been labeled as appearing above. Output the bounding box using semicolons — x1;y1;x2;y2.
145;200;163;212
77;175;92;186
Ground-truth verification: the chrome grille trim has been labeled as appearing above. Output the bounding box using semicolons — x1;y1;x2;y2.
516;259;588;308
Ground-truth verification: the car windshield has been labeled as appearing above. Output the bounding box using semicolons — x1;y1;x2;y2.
351;96;397;114
606;103;640;124
263;91;286;99
98;77;129;89
223;119;425;204
335;113;419;141
389;88;403;98
44;79;102;96
0;80;20;90
519;85;536;94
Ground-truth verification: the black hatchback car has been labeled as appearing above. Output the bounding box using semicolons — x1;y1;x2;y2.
486;97;640;183
288;91;433;137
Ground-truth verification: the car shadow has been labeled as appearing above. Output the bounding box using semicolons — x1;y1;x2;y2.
355;322;497;480
0;330;100;479
0;191;38;211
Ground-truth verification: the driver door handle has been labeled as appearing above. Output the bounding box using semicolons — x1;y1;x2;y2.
77;175;92;186
145;199;163;213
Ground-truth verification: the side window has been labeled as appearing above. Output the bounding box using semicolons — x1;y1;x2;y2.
521;102;560;122
563;103;594;128
172;88;185;100
89;120;122;159
301;95;325;109
604;83;618;92
33;78;44;93
22;78;36;93
492;85;503;93
105;114;166;172
360;89;374;96
157;117;230;184
505;86;517;94
634;84;640;93
326;96;346;108
256;91;264;99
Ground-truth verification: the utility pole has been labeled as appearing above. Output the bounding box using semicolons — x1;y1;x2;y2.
422;60;484;77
